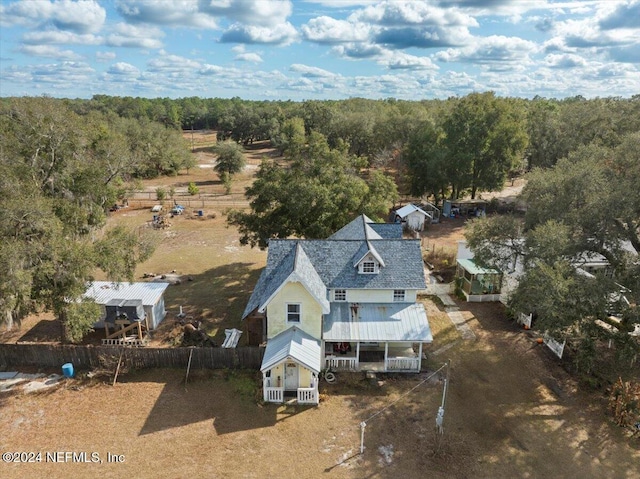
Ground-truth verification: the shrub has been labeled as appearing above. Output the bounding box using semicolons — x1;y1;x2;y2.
187;182;199;196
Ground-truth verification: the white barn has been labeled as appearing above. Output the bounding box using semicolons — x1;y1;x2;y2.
84;281;170;330
395;204;432;231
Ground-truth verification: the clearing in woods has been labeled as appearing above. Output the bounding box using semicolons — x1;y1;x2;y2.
1;133;639;478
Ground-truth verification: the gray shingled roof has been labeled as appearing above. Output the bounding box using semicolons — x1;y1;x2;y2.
242;216;426;319
328;214;383;240
242;242;296;318
370;223;403;239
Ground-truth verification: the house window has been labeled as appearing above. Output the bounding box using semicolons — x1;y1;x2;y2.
287;303;301;322
362;261;376;273
334;289;346;301
393;290;405;301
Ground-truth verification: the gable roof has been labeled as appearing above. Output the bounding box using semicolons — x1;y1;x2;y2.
352;240;386;268
396;203;432;219
242;242;330;318
328;214;383;240
260;326;322;373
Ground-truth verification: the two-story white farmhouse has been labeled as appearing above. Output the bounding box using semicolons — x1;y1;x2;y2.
242;215;432;405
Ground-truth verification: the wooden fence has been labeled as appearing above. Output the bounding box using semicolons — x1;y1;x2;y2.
0;344;264;371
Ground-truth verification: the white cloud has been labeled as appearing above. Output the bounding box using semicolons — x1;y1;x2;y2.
302;0;378;6
52;0;106;34
18;44;81;60
301;16;371;43
22;30;101;46
0;0;106;33
31;61;95;88
354;1;478;28
436;35;537;70
290;63;338;78
96;51;116;62
543;53;587;69
108;62;140;75
116;0;218;29
220;22;299;45
331;43;384;59
235;52;263;62
0;1;56;27
200;0;293;27
147;50;202;75
378;51;439;70
106;23;164;49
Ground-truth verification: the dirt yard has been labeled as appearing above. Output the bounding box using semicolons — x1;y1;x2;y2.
2;298;639;479
2;134;639;478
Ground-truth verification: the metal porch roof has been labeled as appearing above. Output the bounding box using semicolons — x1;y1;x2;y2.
260;326;322;374
323;302;432;343
456;258;501;276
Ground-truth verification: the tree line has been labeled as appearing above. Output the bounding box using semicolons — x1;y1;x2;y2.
1;93;639;347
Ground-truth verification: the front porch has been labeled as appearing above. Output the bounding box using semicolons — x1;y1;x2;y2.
262;374;319;405
323;302;432;374
260;326;322;405
324;341;422;372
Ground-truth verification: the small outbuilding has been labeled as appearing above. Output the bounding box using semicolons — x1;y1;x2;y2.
456;258;503;302
84;281;170;331
394;204;432;232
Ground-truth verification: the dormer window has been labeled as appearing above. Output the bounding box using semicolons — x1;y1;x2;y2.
359;256;380;274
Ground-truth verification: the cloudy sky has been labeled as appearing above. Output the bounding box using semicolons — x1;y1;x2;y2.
1;0;639;100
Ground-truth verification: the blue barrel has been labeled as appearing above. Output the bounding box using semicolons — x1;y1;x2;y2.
62;363;74;378
198;210;204;217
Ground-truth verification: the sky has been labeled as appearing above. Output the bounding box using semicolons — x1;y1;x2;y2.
1;0;639;101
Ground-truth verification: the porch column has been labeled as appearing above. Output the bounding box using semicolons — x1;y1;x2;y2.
417;343;423;371
384;342;389;372
262;372;268;402
356;342;360;369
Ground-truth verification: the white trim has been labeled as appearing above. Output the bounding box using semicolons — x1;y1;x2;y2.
286;303;301;323
258;272;330;314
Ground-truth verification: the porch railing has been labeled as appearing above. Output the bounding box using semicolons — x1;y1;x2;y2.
325;355;358;370
297;387;318;404
264;386;284;403
386;356;420;371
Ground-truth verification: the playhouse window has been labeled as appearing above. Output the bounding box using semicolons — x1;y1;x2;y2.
393;290;406;301
334;289;346;301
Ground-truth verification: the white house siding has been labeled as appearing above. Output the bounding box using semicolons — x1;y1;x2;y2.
266;282;323;339
345;289;418;303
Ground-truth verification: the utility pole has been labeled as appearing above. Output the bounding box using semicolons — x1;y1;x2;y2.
436;359;451;435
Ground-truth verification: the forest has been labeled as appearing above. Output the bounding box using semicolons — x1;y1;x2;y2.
0;94;639;368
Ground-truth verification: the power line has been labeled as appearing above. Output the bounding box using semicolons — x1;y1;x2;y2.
359;362;449;454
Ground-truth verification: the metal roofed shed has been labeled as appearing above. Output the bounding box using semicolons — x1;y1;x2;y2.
394;204;433;231
84;281;170;330
456;258;503;302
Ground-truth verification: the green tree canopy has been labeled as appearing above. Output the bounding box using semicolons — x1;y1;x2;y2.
465;133;640;372
228;132;397;248
0;97;156;341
